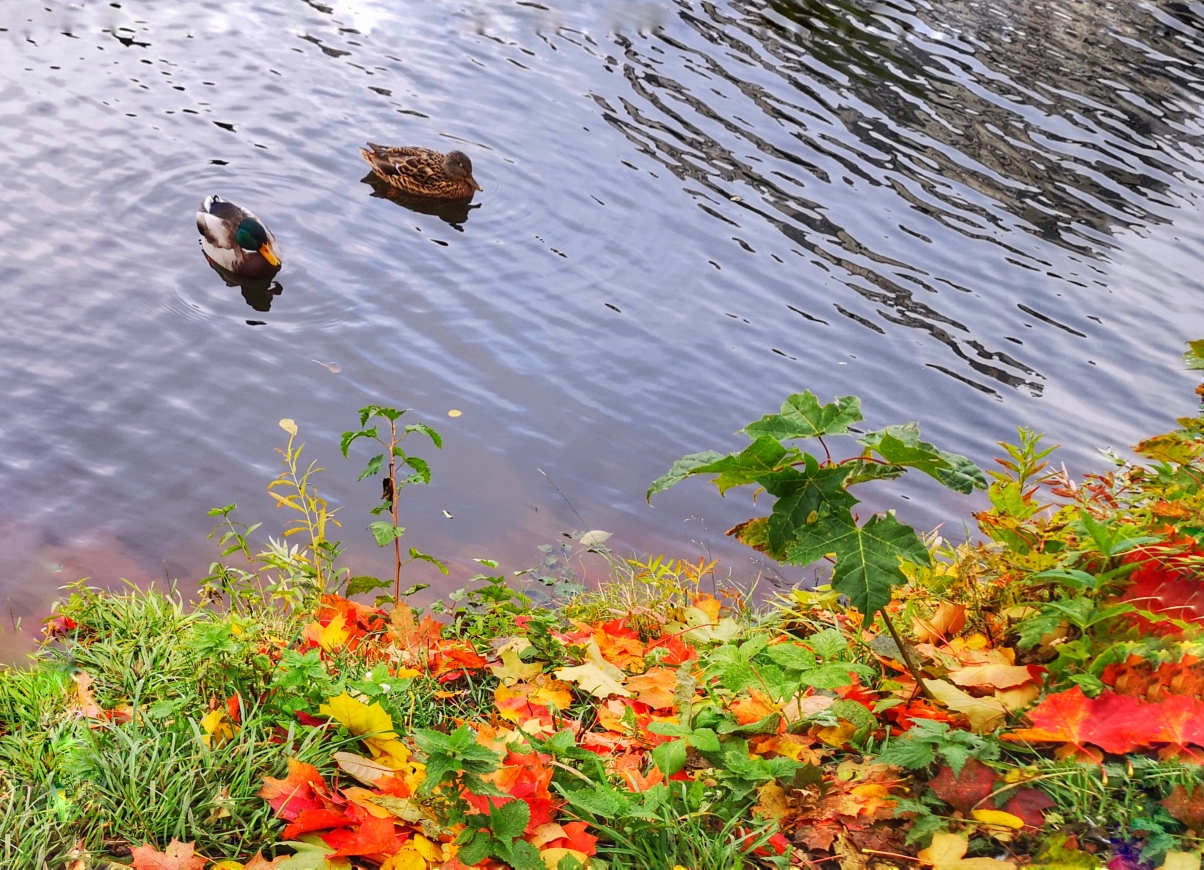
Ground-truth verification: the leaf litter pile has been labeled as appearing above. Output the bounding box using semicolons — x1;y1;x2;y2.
12;344;1204;870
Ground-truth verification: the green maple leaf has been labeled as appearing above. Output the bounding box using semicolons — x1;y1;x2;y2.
857;424;986;494
646;450;725;501
692;436;802;494
786;511;930;616
743;391;862;441
763;458;857;557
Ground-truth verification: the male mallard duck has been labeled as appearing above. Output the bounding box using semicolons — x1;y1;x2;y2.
359;144;482;200
196;195;282;279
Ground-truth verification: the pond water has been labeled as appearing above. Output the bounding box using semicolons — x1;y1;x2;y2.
1;0;1203;650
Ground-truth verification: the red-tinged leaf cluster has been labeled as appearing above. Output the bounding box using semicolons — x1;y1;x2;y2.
925;761;1053;830
259;739;598;870
1102;654;1204;701
300;594;388;652
1118;543;1204;636
1003;687;1204;762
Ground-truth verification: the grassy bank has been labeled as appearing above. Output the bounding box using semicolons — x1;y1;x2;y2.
3;351;1204;870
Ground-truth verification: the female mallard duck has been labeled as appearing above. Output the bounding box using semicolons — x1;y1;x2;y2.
196;195;282;280
359;144;482;200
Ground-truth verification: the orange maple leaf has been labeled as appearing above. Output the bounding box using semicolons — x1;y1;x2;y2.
731;690;780;727
129;840;207;870
624;667;678;710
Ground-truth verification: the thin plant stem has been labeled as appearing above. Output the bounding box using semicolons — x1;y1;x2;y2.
880;608;935;701
390;421;402;601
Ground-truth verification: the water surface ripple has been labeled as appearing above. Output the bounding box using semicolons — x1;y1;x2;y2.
1;0;1202;635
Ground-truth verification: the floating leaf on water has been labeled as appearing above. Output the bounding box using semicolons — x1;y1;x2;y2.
442;509;453;519
447;409;462;417
310;360;341;374
279;418;298;436
579;530;612;547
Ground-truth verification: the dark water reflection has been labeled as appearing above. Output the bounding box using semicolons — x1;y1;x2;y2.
1;0;1203;649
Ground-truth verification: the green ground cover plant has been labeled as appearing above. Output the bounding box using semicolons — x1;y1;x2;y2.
2;347;1204;870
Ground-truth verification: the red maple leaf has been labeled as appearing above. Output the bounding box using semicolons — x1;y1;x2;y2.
321;815;403;858
1003;687;1103;761
542;821;599;856
1149;694;1204;762
1163;785;1204;829
1003;788;1055;830
281;807;356;840
927;760;997;813
259;759;331;820
1119;544;1204;635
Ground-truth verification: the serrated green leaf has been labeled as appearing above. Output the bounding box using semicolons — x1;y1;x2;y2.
744;391;862;441
489;798;530;843
357;454;384;482
346;575;391;597
405;422;443;448
689;727;722;753
875;736;937;771
369;522;406;546
652;738;688;776
340;428;377;458
456;830;495;866
563;785;630;816
798;662;874;689
647;451;726;501
404;455;432;484
786;511;929;617
808;628;850;661
765;644;818;671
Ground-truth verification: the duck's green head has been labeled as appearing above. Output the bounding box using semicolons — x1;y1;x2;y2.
235;218;281;267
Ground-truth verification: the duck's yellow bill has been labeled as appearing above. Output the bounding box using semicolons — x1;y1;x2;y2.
259;243;281;267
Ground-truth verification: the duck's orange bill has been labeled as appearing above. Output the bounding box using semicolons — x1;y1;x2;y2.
259;243;281;267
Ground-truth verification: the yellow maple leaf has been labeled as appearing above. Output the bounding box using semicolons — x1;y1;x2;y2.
308;612;350;652
490;646;543;686
919;833;1016;870
319;691;396;740
380;849;426;870
366;736;413;769
1159;854;1202;870
200;709;237;748
754;781;791;820
924;679;1006;733
555;640;631;699
949;664;1037;690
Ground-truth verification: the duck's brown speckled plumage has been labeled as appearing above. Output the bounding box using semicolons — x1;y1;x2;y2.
359;144;482;200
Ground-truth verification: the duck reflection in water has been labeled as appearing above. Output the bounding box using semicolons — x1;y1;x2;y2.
360;173;480;227
202;254;284;312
